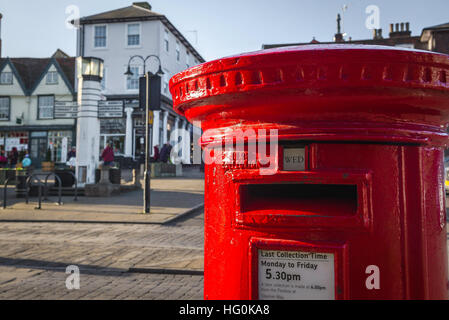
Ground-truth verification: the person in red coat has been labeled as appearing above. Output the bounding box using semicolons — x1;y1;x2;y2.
153;145;160;162
101;143;115;166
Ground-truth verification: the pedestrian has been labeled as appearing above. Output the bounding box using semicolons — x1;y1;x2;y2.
67;146;76;159
159;142;171;163
8;147;18;168
101;143;115;166
0;150;7;168
153;145;160;162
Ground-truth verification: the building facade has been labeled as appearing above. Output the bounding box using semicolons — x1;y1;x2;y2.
75;2;205;164
0;51;76;167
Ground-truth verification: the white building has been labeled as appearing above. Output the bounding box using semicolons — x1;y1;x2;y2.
75;2;205;164
0;49;76;167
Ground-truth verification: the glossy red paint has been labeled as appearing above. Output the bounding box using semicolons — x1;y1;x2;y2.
170;44;449;300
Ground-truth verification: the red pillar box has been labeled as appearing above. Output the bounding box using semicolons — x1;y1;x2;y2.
170;45;449;300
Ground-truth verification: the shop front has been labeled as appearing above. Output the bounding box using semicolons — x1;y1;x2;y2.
0;131;29;153
100;118;126;158
48;130;74;163
0;127;74;168
30;130;74;168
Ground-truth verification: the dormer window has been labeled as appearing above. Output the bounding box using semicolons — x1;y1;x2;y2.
0;72;13;85
46;71;59;85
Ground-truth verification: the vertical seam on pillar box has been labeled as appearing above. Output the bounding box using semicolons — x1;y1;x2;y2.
398;146;409;299
418;147;430;298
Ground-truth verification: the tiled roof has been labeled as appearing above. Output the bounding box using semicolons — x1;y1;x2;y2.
80;4;162;23
55;57;76;89
9;58;50;92
0;54;75;95
422;22;449;31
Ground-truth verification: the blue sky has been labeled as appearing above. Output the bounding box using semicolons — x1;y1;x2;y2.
1;0;448;61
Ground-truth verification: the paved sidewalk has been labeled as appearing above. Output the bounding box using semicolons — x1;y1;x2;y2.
0;210;205;300
0;177;204;224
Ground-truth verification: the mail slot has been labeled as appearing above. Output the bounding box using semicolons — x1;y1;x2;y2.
240;183;358;216
170;44;449;300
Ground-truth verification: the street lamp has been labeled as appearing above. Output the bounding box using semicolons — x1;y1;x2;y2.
124;55;164;214
125;55;164;77
77;56;104;80
75;57;104;187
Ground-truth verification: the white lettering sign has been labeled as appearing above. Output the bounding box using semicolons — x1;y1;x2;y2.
55;101;78;119
258;249;335;300
98;101;124;118
283;148;305;171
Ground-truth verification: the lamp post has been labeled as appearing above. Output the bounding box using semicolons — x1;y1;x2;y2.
125;55;164;214
76;56;104;187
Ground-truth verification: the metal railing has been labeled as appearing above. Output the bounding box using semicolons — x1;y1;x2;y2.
43;173;62;205
65;171;78;202
25;175;44;210
1;170;79;210
2;177;16;210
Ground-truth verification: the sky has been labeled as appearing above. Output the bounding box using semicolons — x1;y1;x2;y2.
1;0;449;62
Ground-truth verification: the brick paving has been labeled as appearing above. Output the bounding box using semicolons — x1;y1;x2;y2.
0;210;204;300
0;176;204;224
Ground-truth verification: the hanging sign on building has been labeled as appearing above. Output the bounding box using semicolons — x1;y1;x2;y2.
54;101;78;119
125;99;139;109
98;101;124;118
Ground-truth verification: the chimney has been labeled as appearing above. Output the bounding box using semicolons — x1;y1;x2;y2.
133;2;152;10
0;13;3;58
389;21;412;38
373;29;383;40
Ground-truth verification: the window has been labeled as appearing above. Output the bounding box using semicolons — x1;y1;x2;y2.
163;72;169;95
0;97;10;121
101;68;106;91
126;66;140;90
0;72;13;85
127;24;140;46
48;131;73;163
164;29;169;52
186;51;190;69
38;95;54;119
176;41;180;61
46;71;59;85
94;25;107;48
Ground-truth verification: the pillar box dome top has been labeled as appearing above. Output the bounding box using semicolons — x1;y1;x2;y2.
170;44;449;146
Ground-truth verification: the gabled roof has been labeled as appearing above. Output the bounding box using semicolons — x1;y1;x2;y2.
0;56;75;95
76;2;205;63
52;49;71;59
0;58;28;94
55;58;75;90
11;58;51;93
